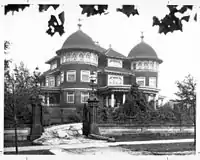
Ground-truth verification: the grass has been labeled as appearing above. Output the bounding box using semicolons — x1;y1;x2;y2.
4;150;54;155
114;142;195;154
4;140;42;147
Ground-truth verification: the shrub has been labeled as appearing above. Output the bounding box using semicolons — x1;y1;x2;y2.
66;113;81;123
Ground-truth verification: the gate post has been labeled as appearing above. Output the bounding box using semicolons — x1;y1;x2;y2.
29;96;43;141
87;94;99;135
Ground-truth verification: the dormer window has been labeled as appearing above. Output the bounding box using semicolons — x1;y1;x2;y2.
50;61;57;70
108;58;122;68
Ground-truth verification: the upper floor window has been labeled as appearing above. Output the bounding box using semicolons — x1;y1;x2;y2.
108;58;122;68
67;70;76;82
108;75;123;86
149;77;157;88
81;70;90;82
61;71;64;83
131;62;137;70
45;77;49;86
136;77;145;87
56;75;60;86
81;92;89;103
66;92;74;103
49;77;55;87
50;61;57;70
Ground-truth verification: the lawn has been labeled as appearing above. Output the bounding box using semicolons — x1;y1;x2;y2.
112;133;194;142
4;150;54;155
113;142;195;155
4;140;42;147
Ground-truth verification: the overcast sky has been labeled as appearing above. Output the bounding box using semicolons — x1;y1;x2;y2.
3;1;200;100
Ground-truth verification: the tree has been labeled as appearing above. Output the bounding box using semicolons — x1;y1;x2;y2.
4;47;41;153
175;74;196;145
4;4;198;36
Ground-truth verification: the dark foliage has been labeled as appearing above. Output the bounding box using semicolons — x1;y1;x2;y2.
116;5;139;17
46;11;65;36
38;4;59;12
80;5;108;17
4;4;30;15
153;5;195;34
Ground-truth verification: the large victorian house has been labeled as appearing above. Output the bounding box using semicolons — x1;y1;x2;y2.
40;27;163;113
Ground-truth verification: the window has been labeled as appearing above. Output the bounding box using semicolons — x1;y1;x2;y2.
144;61;148;70
61;71;64;83
81;92;89;103
67;70;76;82
56;76;60;86
50;61;57;70
108;75;123;85
132;62;136;70
137;61;142;69
108;58;122;68
66;92;74;103
45;77;49;86
149;77;157;88
49;77;55;87
136;77;145;86
94;72;98;84
81;70;90;82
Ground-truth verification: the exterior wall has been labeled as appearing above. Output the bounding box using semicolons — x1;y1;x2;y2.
98;73;107;87
124;75;132;85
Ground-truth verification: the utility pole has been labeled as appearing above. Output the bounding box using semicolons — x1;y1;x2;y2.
13;82;18;154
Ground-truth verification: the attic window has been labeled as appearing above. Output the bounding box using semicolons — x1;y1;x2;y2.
108;58;122;68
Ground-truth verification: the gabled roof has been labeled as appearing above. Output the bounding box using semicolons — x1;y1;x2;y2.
105;48;126;59
45;56;59;64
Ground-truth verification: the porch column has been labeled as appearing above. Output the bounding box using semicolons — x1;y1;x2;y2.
47;93;50;107
106;96;109;107
41;95;45;105
111;93;114;108
123;93;126;104
153;95;156;110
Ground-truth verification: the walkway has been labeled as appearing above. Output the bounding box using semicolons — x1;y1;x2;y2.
4;138;194;152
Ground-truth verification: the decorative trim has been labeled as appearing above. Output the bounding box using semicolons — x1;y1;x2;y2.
104;69;134;75
62;88;95;91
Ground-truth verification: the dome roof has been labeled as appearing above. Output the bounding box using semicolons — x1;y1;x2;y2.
60;30;102;52
128;41;162;63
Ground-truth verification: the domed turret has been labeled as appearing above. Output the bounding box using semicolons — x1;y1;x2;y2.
61;30;99;51
128;33;162;63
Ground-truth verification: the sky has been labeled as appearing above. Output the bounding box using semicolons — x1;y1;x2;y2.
3;1;200;100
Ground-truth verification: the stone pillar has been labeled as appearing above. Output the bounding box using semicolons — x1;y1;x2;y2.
106;96;109;107
123;93;126;104
111;93;114;107
30;98;43;141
